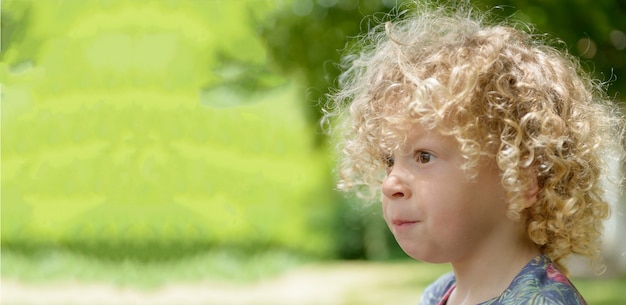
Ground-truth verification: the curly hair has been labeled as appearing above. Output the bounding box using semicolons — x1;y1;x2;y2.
324;2;625;273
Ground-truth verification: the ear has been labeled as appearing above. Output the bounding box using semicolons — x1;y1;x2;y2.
522;167;539;208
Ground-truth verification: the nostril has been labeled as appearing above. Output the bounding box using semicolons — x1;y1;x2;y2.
392;191;404;198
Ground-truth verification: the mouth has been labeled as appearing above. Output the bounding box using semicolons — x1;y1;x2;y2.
392;219;419;227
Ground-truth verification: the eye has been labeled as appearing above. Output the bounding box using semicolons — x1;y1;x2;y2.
384;155;395;168
415;151;433;164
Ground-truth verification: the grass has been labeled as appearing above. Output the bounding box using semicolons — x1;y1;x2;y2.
573;275;626;305
2;248;625;305
1;247;310;288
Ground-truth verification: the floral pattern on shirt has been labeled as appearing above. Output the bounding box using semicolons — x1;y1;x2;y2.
419;255;587;305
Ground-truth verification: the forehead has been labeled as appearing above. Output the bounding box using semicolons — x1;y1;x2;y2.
406;124;447;142
386;122;459;154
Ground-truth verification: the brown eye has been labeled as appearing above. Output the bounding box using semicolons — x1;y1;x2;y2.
416;151;432;164
384;155;395;168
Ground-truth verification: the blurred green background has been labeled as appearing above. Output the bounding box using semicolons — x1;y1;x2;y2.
2;0;625;304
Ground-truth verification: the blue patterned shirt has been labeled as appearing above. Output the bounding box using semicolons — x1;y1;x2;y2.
419;255;587;305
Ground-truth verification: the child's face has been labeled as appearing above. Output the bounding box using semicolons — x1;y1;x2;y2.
381;124;511;264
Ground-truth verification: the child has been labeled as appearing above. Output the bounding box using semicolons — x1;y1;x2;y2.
325;2;625;304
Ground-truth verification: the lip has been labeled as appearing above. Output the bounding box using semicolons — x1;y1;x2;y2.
392;219;419;228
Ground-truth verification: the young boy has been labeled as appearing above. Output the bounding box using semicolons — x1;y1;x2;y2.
325;2;625;304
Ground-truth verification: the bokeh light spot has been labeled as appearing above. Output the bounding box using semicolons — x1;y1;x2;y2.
293;0;313;16
610;30;626;50
577;38;597;59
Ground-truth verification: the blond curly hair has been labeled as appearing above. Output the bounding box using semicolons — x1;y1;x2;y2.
325;2;625;273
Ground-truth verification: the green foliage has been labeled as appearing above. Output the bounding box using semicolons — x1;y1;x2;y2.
473;0;626;101
260;0;398;129
1;0;336;262
2;89;335;258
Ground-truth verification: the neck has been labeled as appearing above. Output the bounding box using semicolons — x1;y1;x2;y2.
448;225;540;305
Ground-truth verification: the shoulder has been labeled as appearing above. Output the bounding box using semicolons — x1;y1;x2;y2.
419;272;455;305
495;255;587;305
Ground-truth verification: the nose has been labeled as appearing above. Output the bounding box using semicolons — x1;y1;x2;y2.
381;168;412;200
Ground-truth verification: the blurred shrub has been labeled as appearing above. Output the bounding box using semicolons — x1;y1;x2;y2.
1;0;336;262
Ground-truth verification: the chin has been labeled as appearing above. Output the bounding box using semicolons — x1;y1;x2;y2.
400;245;448;264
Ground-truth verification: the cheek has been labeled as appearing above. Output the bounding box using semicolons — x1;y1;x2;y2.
425;185;478;225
